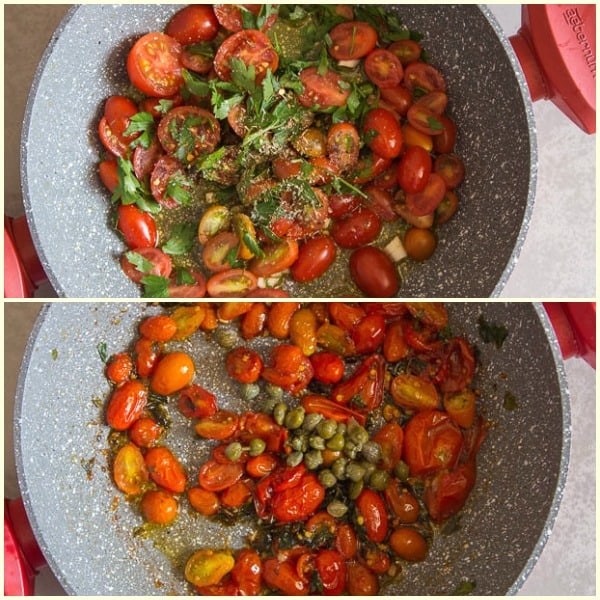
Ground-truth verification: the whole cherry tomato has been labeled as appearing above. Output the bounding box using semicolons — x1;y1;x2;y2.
315;549;346;595
271;472;325;523
117;204;158;250
346;561;379;595
140;489;178;524
261;344;314;395
129;416;162;448
195;411;240;440
106;379;148;431
230;549;262;596
150;351;195;395
144;446;187;493
351;312;386;355
105;352;133;385
388;527;428;561
424;459;476;522
291;236;337;283
262;557;309;595
225;346;264;383
139;314;177;342
397;145;432;194
310;352;345;384
363;108;403;159
349;246;399;298
331;208;382;249
165;5;219;44
355;489;388;543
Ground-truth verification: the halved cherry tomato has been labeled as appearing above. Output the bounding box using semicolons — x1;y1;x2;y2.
435;190;459;225
315;549;346;595
167;271;207;298
214;4;262;32
331;208;382;249
434;337;476;393
240;302;268;339
407;104;445;136
99;159;119;192
150;156;189;208
132;138;164;181
349;152;393;185
335;523;358;559
434;153;465;189
206;269;258;297
246;453;279;479
150;351;195;395
106;379;148;431
380;85;412;116
415;90;448;115
433;115;458;153
113;443;148;495
127;32;183;97
405;172;446;217
141;489;178;524
221;480;253;508
198;458;244;492
188;486;220;515
327;123;360;173
349;246;400;298
202;231;240;273
384;481;420;523
328;21;378;60
388;39;422;65
105;352;133;385
361;545;391;575
363;108;403;159
397;145;432;194
181;47;214;74
249;239;299;278
390;373;440;411
443;389;476;429
98;118;130;158
214;29;278;84
403;62;446;94
297;67;350;109
170;304;207;340
185;549;235;588
289;308;318;356
331;354;385;411
401;122;433;152
356;489;388;543
302;394;367;426
178;384;217;419
145;446;187;493
291;236;337;283
165;5;219;44
310;352;345;384
363;185;397;222
329;302;366;332
365;48;403;89
424;459;476;522
225;346;263;383
383;320;409;362
195;411;240;440
134;337;160;378
372;422;404;471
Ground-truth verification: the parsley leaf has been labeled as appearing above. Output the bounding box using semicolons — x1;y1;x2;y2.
140;275;170;298
175;268;195;285
162;222;197;256
124;111;156;149
111;158;160;214
165;172;192;206
124;250;154;274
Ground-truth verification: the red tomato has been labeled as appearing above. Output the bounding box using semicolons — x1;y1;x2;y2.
424;459;476;522
331;208;382;249
195;411;240;440
139;314;177;342
178;384;218;419
364;49;404;89
363;108;403;159
383;320;409;362
117;204;157;250
379;86;412;116
335;523;358;559
272;472;325;523
150;156;189;208
230;549;262;596
315;549;346;595
262;558;309;595
188;486;220;515
165;5;219;44
373;422;404;471
415;90;449;115
214;4;262;32
328;21;378;60
405;173;447;216
384;481;420;523
202;232;240;273
98;118;130;158
403;410;464;477
226;347;264;383
181;48;213;74
349;246;400;298
407;104;445;136
245;288;291;298
388;527;428;561
435;190;460;225
433;115;457;153
290;236;337;282
132;138;164;181
140;489;178;524
349;153;393;185
327;123;360;172
347;561;379;595
220;480;253;508
397;145;432;194
328;302;365;332
104;95;139;137
150;351;195;395
105;352;133;385
434;154;465;190
363;185;397;222
331;354;385;411
144;446;187;493
127;32;183;97
261;344;314;395
198;459;244;492
214;29;278;84
434;338;475;393
121;247;173;284
403;62;447;94
134;337;160;378
249;239;299;278
129;417;162;448
297;67;350;109
206;269;258;297
355;489;388;543
167;271;207;298
310;352;345;384
106;380;148;431
351;312;386;355
246;453;279;479
302;395;366;426
388;39;422;65
99;159;119;192
328;193;362;218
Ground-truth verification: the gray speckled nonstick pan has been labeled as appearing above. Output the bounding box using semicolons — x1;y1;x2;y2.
20;5;534;298
14;302;568;595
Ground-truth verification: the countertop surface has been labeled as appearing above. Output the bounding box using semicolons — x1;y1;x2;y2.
3;5;596;299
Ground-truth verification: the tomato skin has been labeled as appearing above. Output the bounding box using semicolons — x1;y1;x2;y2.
214;4;262;33
390;373;440;411
105;352;133;385
188;486;220;516
356;489;388;543
434;338;476;393
98;118;130;158
384;481;420;523
99;159;119;192
373;422;404;471
141;489;178;524
363;185;397;222
165;5;219;44
350;153;393;185
403;228;437;262
351;313;386;354
349;246;400;298
262;558;309;595
198;458;244;492
113;443;149;495
139;314;177;342
380;86;412;117
297;67;350;109
127;32;183;97
144;446;187;493
272;472;325;523
134;337;160;378
435;190;459;225
202;232;240;273
397;145;432;194
150;351;195;395
315;549;347;595
220;480;253;508
328;193;362;219
225;347;264;383
388;527;428;561
407;104;445;136
328;21;378;60
195;411;240;440
267;302;300;339
291;236;337;282
310;352;345;385
331;354;385;412
240;302;268;340
206;269;258;298
434;153;465;190
150;156;188;208
364;48;404;89
383;320;409;362
106;379;148;431
178;384;217;419
121;247;173;285
433;115;457;153
261;344;314;395
347;561;379;595
331;208;382;249
424;459;476;522
363;108;403;159
403;62;447;94
335;523;358;559
302;394;367;426
249;239;299;278
405;173;447;217
168;271;207;298
245;453;279;479
230;549;262;596
129;417;162;448
133;138;164;181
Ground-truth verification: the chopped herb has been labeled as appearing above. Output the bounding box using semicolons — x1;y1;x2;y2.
503;391;518;411
96;342;107;363
140;275;171;298
452;580;476;595
124;111;156;149
225;246;244;269
125;251;154;274
111;158;160;214
175;268;195;285
478;315;509;348
165;172;192;206
162;222;196;256
50;348;59;360
427;116;443;131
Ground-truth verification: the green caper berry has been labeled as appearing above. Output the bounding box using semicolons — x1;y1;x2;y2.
395;460;410;481
331;457;348;480
265;382;283;400
336;422;347;436
308;435;326;450
248;438;266;457
326;432;346;452
273;402;288;425
224;441;243;462
361;461;377;479
262;396;278;414
316;419;338;440
344;440;359;459
369;469;391;491
290;435;305;452
287;451;304;467
215;329;239;349
348;479;364;500
349;425;369;445
241;383;260;401
304;450;323;470
284;407;305;430
302;413;323;431
318;469;337;489
326;499;349;518
361;440;383;464
346;462;366;483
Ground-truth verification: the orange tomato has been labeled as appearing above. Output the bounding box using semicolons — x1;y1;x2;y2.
106;379;148;431
266;302;300;339
140;489;178;524
188;486;220;516
170;304;207;340
240;302;268;340
195;411;240;440
113;443;148;495
289;308;318;356
144;446;187;493
443;389;476;429
150;351;195;395
139;314;178;342
388;527;428;561
105;352;133;385
129;416;162;448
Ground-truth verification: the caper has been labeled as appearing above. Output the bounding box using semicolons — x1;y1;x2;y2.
348;479;364;500
349;424;369;445
262;396;278;414
326;432;346;452
265;383;283;401
361;440;383;464
287;451;304;467
369;469;391;491
326;499;349;518
318;469;337;489
304;450;323;470
224;441;243;462
336;422;347;436
360;461;377;480
302;413;323;432
248;438;266;457
331;457;348;480
346;462;366;483
290;434;308;452
284;407;305;430
308;435;326;450
344;440;359;459
215;329;239;349
273;402;288;426
316;419;338;440
394;460;410;481
241;383;260;401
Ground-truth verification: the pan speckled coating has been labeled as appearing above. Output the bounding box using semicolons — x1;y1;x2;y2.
21;5;536;298
14;303;569;595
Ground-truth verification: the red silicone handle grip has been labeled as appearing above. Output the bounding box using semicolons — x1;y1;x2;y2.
509;4;596;134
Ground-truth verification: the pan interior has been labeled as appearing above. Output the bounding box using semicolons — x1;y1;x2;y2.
14;302;567;595
21;5;534;298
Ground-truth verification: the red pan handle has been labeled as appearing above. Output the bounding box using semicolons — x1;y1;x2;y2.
4;216;47;298
509;4;596;134
544;302;596;369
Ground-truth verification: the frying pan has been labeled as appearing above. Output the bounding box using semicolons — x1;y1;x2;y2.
12;5;556;297
7;302;590;595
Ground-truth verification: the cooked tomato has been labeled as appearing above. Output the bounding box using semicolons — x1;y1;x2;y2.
302;395;366;426
388;527;428;561
372;422;404;471
150;156;190;208
434;338;476;393
206;269;258;297
141;489;178;524
405;172;446;216
261;344;314;395
245;453;279;479
226;346;264;383
363;108;403;159
113;443;149;496
397;145;432;194
266;302;300;339
364;48;403;88
335;523;358;559
132;138;164;181
99;159;119;192
331;354;385;411
388;39;422;65
391;373;439;411
349;246;399;298
403;62;446;95
291;236;337;283
407;104;445;136
249;239;299;278
403;228;437;262
195;411;240;440
297;67;350;109
272;472;325;523
165;5;219;44
105;352;133;385
230;549;263;596
127;32;183;97
384;481;420;523
106;379;148;431
214;29;278;84
383;319;409;362
167;270;207;298
310;352;345;384
355;489;388;543
198;458;244;492
220;480;253;508
178;384;217;419
133;337;160;378
327;122;360;173
150;351;195;395
347;561;379;595
424;459;476;522
145;446;187;493
188;486;220;516
262;557;309;595
331;208;382;249
328;21;378;60
432;115;457;153
434;153;465;190
315;549;346;595
139;314;177;342
443;389;476;429
129;416;162;448
351;312;386;355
